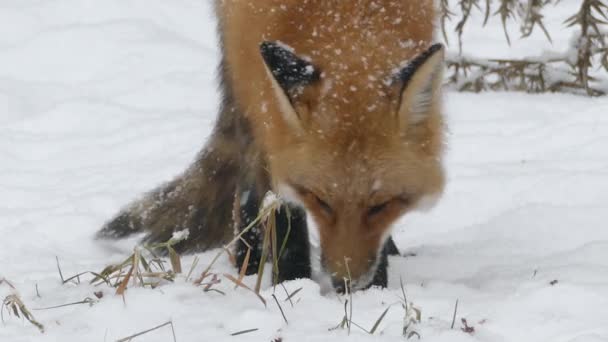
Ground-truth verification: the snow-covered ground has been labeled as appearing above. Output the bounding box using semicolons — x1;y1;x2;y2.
1;1;608;341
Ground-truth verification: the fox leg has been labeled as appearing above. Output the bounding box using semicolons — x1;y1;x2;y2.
233;182;265;276
368;236;400;288
273;205;311;283
233;181;311;282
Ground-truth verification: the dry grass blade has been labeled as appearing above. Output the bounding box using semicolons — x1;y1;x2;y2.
199;274;225;295
272;294;288;324
62;272;92;285
223;246;237;266
0;278;16;290
451;299;459;329
168;246;182;274
55;256;65;283
329;298;376;334
90;244;177;294
223;274;267;307
196;196;280;283
115;320;176;342
369;306;391;334
284;287;303;305
399;277;422;339
1;294;45;333
116;253;137;296
279;283;294;307
399;277;407;303
236;247;252;289
344;257;354;335
33;297;97;311
230;328;259;336
185;256;200;283
255;206;274;294
277;206;293;265
194;250;223;285
270;208;280;286
91;265;121;286
329;300;349;331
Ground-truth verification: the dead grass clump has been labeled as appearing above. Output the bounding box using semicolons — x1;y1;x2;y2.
1;278;45;333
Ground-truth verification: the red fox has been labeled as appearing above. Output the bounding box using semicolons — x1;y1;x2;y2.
97;0;445;292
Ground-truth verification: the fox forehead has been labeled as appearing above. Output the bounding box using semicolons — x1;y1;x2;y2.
262;0;434;59
278;140;418;195
243;0;436;84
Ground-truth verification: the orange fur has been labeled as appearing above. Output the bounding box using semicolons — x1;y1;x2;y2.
100;1;445;289
217;0;444;285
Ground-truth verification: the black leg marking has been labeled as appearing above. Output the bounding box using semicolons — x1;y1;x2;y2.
274;204;311;283
234;189;312;284
369;238;399;288
385;236;400;256
235;187;264;276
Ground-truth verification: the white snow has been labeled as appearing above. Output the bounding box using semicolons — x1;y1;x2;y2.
1;1;608;342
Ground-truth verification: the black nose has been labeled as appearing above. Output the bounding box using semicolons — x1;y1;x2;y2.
332;277;351;294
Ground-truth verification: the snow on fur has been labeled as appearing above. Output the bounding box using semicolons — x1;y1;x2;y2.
1;1;608;342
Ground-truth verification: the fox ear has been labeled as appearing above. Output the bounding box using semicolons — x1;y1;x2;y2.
260;41;319;133
397;44;444;129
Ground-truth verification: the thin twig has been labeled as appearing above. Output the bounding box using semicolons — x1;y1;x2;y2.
33;298;97;311
450;299;459;329
344;257;353;336
115;321;176;342
56;256;65;283
369;306;391;334
283;286;303;307
272;294;288;324
230;328;259;336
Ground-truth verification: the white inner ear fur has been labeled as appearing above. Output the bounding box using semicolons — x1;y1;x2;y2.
409;78;435;124
263;64;304;134
399;49;444;128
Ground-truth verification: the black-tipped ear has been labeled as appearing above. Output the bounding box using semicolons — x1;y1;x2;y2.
397;43;444;126
260;41;319;134
399;43;444;89
260;41;319;94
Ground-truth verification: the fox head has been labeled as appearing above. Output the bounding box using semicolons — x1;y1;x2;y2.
259;42;445;291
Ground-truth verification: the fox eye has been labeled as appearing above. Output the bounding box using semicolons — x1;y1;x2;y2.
292;184;333;216
368;202;389;216
314;195;333;216
368;196;411;217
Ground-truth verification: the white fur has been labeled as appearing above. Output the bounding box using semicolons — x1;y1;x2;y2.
414;192;441;212
276;183;301;205
306;214;334;295
277;182;335;293
409;90;433;124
